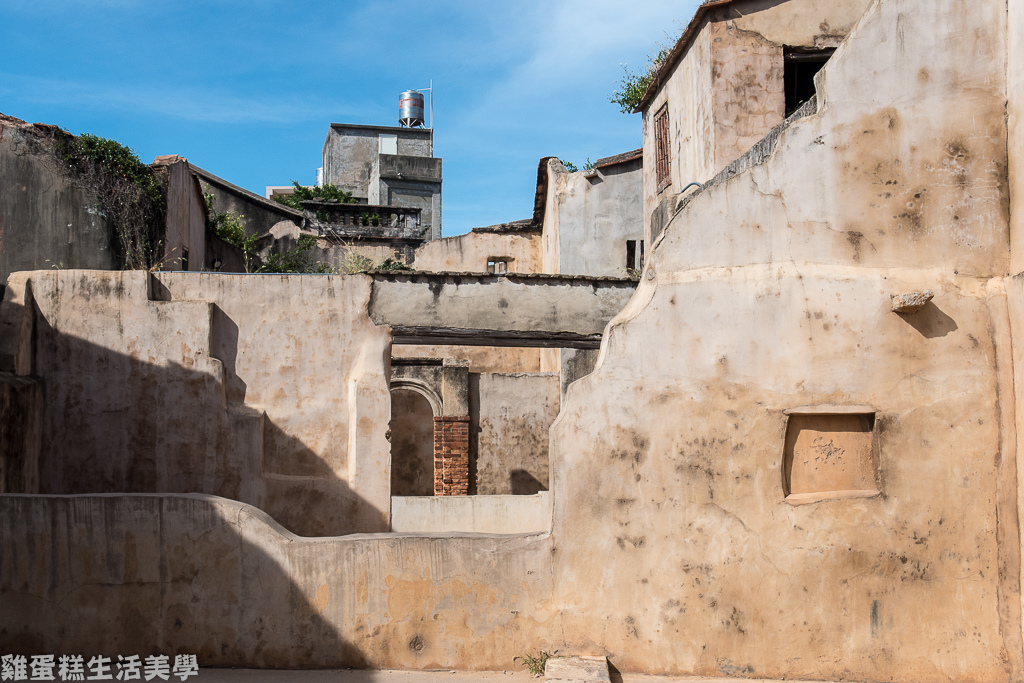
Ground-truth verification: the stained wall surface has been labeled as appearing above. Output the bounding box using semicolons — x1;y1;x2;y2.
641;0;874;243
474;373;558;495
3;1;1024;680
159;159;206;271
549;0;1018;680
0;270;392;537
541;159;644;278
413;230;541;274
0;117;116;282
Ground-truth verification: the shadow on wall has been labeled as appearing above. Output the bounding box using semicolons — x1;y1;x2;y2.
0;493;370;668
0;291;385;537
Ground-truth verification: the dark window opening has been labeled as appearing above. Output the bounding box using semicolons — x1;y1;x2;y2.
181;247;189;271
626;240;645;272
487;257;511;274
654;104;671;191
784;49;834;116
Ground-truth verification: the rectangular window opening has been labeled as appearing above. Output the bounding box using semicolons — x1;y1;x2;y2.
487;257;511;274
784;48;834;116
654;104;671;191
181;247;189;272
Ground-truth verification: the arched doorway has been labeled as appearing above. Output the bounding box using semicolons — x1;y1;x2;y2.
389;383;439;496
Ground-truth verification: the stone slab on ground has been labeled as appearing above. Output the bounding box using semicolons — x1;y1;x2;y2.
545;657;611;683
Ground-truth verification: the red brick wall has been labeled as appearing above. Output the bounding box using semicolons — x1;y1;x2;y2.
433;416;470;496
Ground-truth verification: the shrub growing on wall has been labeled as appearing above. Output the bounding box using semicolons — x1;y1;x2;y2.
55;133;167;270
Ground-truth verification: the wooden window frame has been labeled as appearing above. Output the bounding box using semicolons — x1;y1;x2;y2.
654;104;671;192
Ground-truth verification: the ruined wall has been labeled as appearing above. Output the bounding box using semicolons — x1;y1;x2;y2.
642;22;714;245
0;493;553;669
413;230;541;274
0;373;41;494
0;117;116;282
2;2;1020;679
1010;0;1024;274
641;0;874;244
392;345;541;374
160;160;205;271
0;270;392;536
549;0;1019;680
473;372;558;495
710;21;785;169
543;159;644;277
192;165;302;240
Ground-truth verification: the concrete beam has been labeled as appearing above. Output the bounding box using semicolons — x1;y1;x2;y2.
368;271;637;348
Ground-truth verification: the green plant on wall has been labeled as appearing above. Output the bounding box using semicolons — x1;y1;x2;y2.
56;132;167;269
203;188;260;273
260;235;332;274
610;40;677;113
561;160;579;172
273;180;356;210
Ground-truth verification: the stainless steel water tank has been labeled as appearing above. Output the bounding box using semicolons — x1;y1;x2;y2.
399;90;425;127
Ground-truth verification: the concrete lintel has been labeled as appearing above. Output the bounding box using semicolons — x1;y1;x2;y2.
390;326;603;349
369;271;636;343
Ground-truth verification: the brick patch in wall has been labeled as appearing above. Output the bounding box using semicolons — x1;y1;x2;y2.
434;415;470;496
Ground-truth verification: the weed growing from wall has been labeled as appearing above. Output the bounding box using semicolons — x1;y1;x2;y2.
203;188;260;272
55;133;166;269
610;31;679;113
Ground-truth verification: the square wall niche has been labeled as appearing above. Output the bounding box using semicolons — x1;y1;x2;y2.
782;406;879;505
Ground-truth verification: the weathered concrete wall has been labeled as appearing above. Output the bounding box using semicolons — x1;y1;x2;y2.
710;21;784;170
0;493;553;669
2;2;1021;679
391;492;551;533
641;0;873;244
159;159;206;271
0;270;392;537
641;21;715;245
0;372;41;494
542;158;644;277
413;231;541;274
322;125;433;202
370;271;638;341
192;164;302;240
0;117;116;282
474;373;558;495
547;0;1019;680
392;345;542;374
1010;0;1024;274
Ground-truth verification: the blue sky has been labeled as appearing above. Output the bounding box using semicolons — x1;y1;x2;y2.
1;1;696;236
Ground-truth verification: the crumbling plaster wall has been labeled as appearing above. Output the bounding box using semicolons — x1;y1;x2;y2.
548;0;1019;680
160;159;206;271
413;231;541;274
1010;0;1024;274
192;166;302;241
642;0;873;245
474;372;558;495
542;159;643;277
0;118;116;282
4;1;1023;678
0;270;392;537
392;345;541;374
0;493;553;669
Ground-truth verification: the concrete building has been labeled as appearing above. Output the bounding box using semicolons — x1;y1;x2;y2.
322;124;442;240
